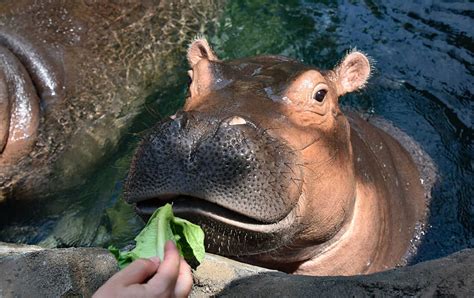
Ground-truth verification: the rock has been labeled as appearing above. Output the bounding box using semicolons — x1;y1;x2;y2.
191;254;273;297
0;242;472;297
217;249;474;297
0;242;269;297
0;242;44;255
0;242;117;297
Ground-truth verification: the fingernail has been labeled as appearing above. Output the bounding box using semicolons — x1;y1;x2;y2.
149;256;161;266
165;240;176;250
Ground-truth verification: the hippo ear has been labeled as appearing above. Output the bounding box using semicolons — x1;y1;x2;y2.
187;38;218;67
335;51;371;96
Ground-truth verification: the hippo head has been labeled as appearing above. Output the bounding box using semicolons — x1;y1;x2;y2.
124;39;371;271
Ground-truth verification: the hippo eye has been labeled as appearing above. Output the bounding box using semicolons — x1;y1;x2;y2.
313;89;327;103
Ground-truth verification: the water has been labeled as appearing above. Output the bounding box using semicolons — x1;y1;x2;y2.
0;0;472;264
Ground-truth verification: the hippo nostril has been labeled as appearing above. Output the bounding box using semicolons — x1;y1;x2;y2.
228;116;247;126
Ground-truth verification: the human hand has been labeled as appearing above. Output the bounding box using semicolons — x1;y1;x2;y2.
93;241;193;298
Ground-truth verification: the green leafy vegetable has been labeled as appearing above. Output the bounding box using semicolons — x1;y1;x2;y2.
109;203;205;269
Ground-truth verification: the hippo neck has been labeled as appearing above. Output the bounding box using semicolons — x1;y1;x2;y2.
294;112;425;275
293;183;382;275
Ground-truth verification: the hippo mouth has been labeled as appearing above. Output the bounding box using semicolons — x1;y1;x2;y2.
137;195;265;225
136;194;297;227
133;194;299;256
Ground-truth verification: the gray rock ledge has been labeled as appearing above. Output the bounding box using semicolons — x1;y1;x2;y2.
218;249;474;297
0;242;472;297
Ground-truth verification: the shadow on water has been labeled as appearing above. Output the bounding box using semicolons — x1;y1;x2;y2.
0;0;472;265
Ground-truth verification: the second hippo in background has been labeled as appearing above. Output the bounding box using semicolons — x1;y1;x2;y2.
124;39;430;276
0;0;223;203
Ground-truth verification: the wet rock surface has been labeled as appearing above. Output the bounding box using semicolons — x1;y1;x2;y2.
191;254;273;297
0;242;117;297
0;242;472;297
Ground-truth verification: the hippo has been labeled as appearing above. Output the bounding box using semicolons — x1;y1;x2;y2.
0;1;222;203
124;38;427;276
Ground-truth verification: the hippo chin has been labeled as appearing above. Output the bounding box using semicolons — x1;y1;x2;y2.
0;1;222;203
124;38;427;276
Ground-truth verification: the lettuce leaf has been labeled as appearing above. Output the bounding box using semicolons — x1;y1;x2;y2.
109;203;205;269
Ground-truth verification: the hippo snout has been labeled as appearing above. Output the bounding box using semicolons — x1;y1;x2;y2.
124;110;302;224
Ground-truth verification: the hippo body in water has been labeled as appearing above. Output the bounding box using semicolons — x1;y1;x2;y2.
0;1;222;203
124;39;427;275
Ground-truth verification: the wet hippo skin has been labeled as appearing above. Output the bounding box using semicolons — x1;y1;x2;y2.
0;1;222;203
124;39;427;276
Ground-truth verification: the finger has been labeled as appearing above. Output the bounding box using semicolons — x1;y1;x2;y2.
146;240;181;293
104;284;147;298
107;258;158;286
174;257;193;298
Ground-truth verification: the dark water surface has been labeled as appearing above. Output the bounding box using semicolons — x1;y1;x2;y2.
0;0;472;265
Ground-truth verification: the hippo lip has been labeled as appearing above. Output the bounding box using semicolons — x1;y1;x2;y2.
0;28;64;106
0;28;63;162
0;45;40;162
135;194;297;234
